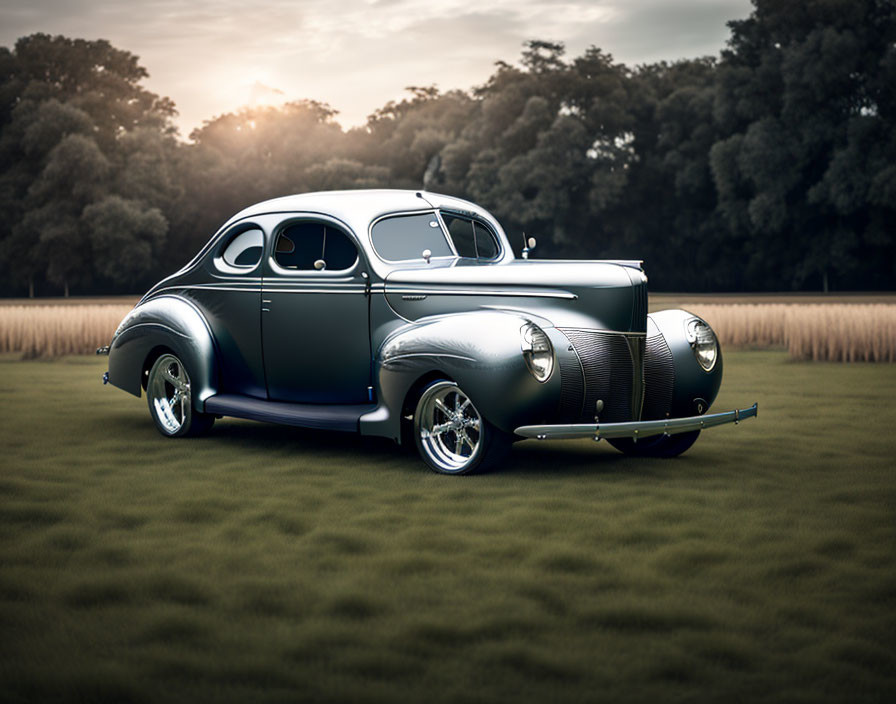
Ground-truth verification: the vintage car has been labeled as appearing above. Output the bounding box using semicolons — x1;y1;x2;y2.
99;189;756;474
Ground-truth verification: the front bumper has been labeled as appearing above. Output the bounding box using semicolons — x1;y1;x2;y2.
515;403;757;441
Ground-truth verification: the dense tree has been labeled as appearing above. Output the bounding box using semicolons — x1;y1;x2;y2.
83;196;167;285
608;58;730;289
711;0;896;290
0;34;178;296
1;4;894;295
362;86;477;187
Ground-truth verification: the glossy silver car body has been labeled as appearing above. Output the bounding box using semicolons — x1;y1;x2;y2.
101;189;756;473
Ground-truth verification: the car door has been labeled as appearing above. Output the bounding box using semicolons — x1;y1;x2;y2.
261;216;371;404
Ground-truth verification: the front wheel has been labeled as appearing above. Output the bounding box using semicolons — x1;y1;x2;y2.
146;353;215;438
413;380;510;475
608;430;700;458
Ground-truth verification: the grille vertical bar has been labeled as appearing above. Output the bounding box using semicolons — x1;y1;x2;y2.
627;335;646;420
630;281;648;333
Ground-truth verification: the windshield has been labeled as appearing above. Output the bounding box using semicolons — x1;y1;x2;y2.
371;210;504;262
371;212;454;261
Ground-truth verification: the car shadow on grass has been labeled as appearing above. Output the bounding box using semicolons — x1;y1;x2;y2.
503;441;671;478
106;412;690;480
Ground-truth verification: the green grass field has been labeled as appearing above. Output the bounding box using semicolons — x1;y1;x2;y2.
1;351;894;703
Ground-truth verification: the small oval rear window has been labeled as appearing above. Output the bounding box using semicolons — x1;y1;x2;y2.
222;229;263;267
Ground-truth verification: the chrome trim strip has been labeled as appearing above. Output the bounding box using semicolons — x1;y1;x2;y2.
152;285;259;295
382;352;477;365
515;403;758;440
386;288;577;300
152;285;367;295
263;288;367;294
560;327;646;337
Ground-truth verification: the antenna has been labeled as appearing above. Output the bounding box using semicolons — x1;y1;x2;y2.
314;226;328;270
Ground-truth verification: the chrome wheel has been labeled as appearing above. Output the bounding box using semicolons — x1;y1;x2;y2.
414;381;484;474
147;354;193;436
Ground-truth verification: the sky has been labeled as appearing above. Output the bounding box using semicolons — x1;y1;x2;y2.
0;0;753;138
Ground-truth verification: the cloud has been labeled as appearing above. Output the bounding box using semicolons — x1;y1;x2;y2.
0;0;752;135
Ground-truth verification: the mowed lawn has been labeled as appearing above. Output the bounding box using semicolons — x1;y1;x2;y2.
0;351;894;703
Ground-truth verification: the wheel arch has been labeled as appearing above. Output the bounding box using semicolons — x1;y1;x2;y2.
107;295;219;409
141;345;176;391
399;370;453;446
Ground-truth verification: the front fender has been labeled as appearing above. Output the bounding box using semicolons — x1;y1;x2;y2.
370;311;562;437
107;295;218;409
648;309;723;417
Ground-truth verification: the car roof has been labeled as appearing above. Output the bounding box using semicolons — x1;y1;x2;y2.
221;189;494;233
211;189;515;276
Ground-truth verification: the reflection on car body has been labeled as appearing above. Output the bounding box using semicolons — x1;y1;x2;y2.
101;189;756;474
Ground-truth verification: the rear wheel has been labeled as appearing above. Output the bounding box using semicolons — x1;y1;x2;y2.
608;430;700;458
413;380;510;475
146;353;214;438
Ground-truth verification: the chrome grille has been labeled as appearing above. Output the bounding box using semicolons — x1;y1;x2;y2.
643;333;675;420
558;329;644;423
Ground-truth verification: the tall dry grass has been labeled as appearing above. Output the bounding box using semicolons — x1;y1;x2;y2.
684;304;789;348
0;302;894;362
0;305;132;359
688;303;896;362
784;305;896;362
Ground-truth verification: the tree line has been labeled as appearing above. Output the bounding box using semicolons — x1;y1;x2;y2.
0;0;893;296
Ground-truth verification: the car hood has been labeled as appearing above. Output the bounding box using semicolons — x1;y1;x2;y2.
383;260;647;332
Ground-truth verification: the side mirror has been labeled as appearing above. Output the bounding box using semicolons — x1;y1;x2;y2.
422;249;432;263
522;236;537;259
313;259;326;270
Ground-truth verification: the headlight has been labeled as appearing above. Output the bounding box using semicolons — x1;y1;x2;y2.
521;322;554;382
686;318;718;371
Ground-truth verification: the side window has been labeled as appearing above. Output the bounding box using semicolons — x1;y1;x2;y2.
274;222;359;271
221;228;263;268
371;213;454;261
441;213;499;260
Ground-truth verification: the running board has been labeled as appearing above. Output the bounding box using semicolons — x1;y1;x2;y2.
203;394;377;433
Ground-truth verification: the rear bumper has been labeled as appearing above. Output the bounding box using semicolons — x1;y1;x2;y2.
515;403;757;441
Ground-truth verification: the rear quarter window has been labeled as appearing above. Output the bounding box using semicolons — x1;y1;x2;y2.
221;228;263;268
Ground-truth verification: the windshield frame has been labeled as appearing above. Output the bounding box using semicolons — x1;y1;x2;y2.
437;208;502;262
369;208;507;265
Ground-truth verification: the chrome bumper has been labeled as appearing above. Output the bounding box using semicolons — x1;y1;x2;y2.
515;403;758;441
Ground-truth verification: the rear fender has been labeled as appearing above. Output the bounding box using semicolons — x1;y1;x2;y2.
107;295;218;409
